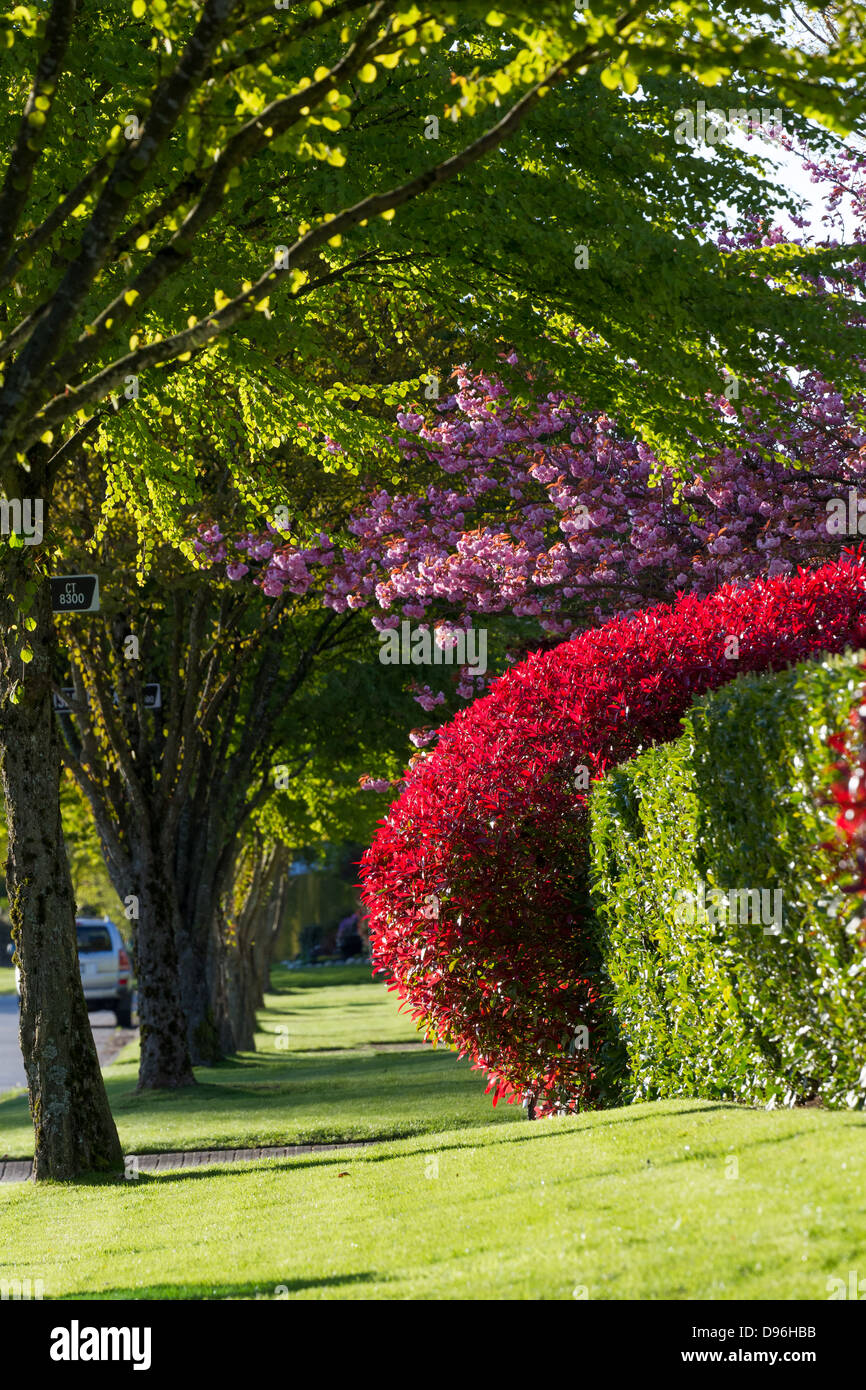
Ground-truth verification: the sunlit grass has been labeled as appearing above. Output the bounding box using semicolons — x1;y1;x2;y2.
0;965;519;1157
2;1099;863;1300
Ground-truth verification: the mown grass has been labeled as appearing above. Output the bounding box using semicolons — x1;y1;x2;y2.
0;965;520;1157
0;970;16;995
2;962;864;1300
2;1099;864;1300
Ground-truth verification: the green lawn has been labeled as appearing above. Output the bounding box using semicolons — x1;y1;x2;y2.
2;1099;864;1299
0;969;16;995
2;963;864;1300
0;965;521;1157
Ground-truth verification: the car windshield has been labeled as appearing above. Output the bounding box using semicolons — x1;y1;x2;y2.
76;925;112;954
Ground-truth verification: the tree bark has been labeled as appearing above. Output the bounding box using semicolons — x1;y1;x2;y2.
133;835;196;1090
0;548;122;1179
176;894;224;1065
61;573;337;1080
208;840;289;1053
74;769;196;1091
218;907;257;1054
255;856;288;1001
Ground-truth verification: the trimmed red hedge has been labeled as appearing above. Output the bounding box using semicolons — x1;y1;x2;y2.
361;558;866;1114
826;667;866;917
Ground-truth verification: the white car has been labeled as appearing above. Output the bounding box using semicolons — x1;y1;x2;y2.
12;917;134;1027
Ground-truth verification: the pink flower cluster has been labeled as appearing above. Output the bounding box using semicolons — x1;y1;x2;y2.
191;145;866;727
195;364;866;642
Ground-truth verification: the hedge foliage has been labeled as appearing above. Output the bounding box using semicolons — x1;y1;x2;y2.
363;558;866;1114
589;651;866;1109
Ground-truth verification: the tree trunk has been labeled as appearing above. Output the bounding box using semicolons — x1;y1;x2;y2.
255;866;288;1003
0;553;122;1179
252;906;274;1006
134;839;196;1089
218;911;257;1054
208;842;289;1053
176;909;223;1065
78;801;197;1091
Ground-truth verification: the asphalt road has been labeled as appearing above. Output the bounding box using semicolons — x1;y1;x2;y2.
0;995;136;1094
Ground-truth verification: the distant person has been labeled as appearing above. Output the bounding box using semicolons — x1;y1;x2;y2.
336;912;363;960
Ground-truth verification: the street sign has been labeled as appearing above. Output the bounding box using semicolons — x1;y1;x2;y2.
52;689;84;712
53;682;162;713
49;575;99;612
129;683;161;710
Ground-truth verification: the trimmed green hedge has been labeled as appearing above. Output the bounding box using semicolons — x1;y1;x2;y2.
589;651;866;1109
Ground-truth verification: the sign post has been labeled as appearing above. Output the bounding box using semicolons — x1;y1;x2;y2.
49;575;100;613
52;683;162;713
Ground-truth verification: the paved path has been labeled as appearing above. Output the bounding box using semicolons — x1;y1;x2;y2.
0;1138;376;1183
0;996;24;1093
0;994;137;1093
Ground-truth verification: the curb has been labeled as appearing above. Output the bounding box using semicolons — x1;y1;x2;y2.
0;1138;378;1184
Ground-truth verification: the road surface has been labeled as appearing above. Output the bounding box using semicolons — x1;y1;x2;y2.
0;995;137;1093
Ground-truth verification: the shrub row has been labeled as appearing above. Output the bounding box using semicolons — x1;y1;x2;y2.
362;558;866;1114
588;652;866;1109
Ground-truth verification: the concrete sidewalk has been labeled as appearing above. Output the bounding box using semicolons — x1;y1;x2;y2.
0;1138;376;1183
0;994;136;1093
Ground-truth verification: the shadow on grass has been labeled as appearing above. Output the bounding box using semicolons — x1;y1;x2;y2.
68;1271;382;1301
141;1046;473;1094
268;967;375;994
0;1036;520;1159
9;1093;863;1187
188;1053;292;1071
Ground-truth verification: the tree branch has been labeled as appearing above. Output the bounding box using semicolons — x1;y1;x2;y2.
0;155;110;294
0;0;241;456
35;0;396;406
21;24;607;452
0;0;79;268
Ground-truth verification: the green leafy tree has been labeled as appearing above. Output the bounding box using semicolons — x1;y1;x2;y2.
53;427;421;1079
1;0;865;1178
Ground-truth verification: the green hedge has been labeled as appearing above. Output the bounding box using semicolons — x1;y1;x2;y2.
589;651;866;1109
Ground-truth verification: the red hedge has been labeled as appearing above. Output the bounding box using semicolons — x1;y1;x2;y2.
826;667;866;917
361;558;866;1115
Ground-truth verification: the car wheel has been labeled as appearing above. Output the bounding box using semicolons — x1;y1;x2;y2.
115;1000;133;1028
